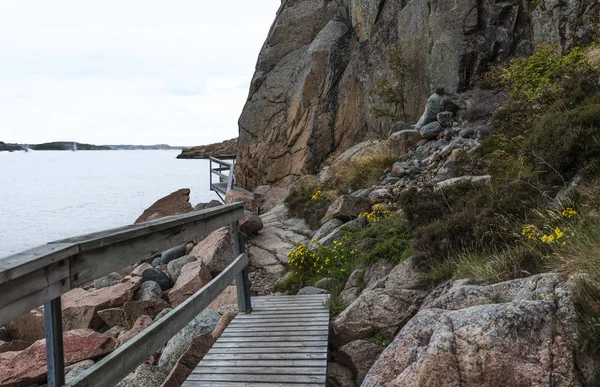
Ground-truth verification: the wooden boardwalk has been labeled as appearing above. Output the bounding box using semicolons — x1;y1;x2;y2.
183;294;330;386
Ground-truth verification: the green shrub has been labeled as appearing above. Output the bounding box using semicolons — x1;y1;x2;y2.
528;103;600;184
285;176;334;229
326;153;398;195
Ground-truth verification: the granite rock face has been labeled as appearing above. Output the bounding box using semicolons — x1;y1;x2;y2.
135;188;193;223
236;0;598;189
362;273;589;386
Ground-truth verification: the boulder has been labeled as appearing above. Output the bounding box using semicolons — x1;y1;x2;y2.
119;315;153;346
253;185;290;214
224;189;255;212
391;162;407;178
310;219;344;248
389;121;413;134
333;287;427;345
123;299;171;324
194;200;222;211
168;261;213;307
7;307;45;343
141;268;173;291
212;312;237;340
154;308;173;322
135;188;193;223
419;121;443;139
239;211;264;235
327;362;357;387
434;174;492;191
297;286;329;295
0;340;31;353
160;244;188;265
338;340;384;384
161;334;214;387
207;286;238;311
134;281;163;301
97;308;127;328
62;277;142;331
64;360;95;383
362;274;585;386
363;259;395;289
415;92;445;129
94;272;123;289
158;309;220;371
190;228;233;275
320;195;371;225
166;255;196;283
0;329;117;386
104;326;126;339
127;364;168;387
341;269;365;305
130;263;153;277
437;111;454;127
314;277;335;290
317;217;368;248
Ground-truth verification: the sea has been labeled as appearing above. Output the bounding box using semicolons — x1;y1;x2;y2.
0;150;219;258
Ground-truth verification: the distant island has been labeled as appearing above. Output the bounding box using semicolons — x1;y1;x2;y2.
0;141;186;151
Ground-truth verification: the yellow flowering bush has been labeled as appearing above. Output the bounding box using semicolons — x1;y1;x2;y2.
359;204;393;223
521;207;578;246
286;239;354;281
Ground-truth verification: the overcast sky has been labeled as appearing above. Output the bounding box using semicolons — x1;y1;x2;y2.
0;1;281;146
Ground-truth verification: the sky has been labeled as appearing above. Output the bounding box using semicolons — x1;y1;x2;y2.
0;0;281;146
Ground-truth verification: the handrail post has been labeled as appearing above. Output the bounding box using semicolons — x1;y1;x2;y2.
231;221;252;313
44;297;65;387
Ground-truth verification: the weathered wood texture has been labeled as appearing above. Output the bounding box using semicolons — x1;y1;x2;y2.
183;295;329;387
67;253;249;387
0;203;244;325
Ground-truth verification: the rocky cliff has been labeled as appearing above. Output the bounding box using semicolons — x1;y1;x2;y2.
236;0;598;189
177;138;237;159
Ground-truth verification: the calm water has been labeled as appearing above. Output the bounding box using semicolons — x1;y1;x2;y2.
0;150;219;257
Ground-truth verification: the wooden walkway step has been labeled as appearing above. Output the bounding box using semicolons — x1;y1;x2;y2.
183;294;330;387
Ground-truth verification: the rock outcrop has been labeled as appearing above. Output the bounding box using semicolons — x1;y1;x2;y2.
135;189;193;223
177;138;237;159
362;273;589;386
236;0;599;189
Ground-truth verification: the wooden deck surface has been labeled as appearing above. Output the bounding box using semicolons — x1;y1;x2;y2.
183;294;329;387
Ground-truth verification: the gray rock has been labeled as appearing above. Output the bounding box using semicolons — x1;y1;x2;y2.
104;326;126;339
133;281;163;301
419;121;443;140
128;364;168;387
437;111;454;127
151;257;164;267
338;340;384;384
415;93;445;129
297;286;329;295
320;195;371;225
160;243;187;265
153;307;173;322
311;219;344;247
131;263;153;277
314;277;335;290
166;255;196;283
327;362;357;387
65;360;95;383
318;217;368;248
459;127;475;138
388;121;413;135
94;272;123;289
158;309;220;371
141;268;173;291
390;162;407;178
194;200;222;211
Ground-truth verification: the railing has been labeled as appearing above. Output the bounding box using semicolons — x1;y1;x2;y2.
0;202;252;387
209;156;235;201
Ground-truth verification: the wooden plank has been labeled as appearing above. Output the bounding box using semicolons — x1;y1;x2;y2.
202;353;327;361
246;309;329;315
183;384;320;387
68;252;248;387
217;335;329;342
232;313;330;319
206;348;327;355
0;260;69;309
0;243;78;285
0;282;63;326
228;320;330;328
212;341;327;349
198;359;325;367
68;206;244;287
221;327;329;338
192;366;326;375
185;374;326;384
224;326;329;333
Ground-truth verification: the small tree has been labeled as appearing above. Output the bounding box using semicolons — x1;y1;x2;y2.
370;45;412;121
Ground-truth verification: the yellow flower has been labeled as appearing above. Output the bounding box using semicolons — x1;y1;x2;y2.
561;208;577;218
554;227;564;239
